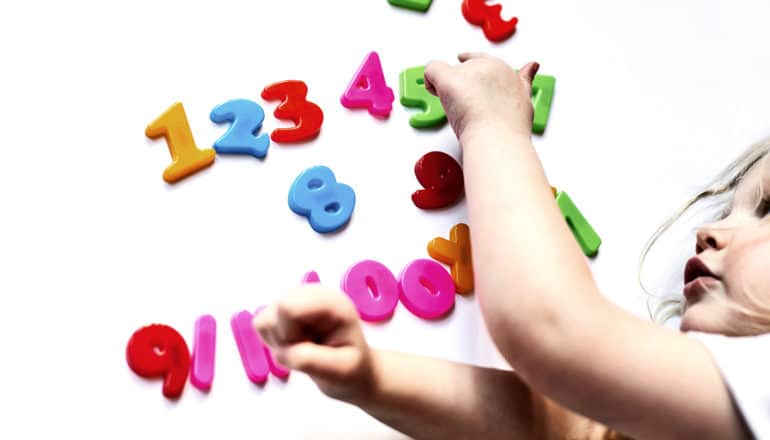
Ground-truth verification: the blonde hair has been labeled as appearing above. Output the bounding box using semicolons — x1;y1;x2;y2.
638;137;770;334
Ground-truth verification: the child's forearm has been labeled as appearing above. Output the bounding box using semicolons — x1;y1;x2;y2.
460;121;606;374
457;122;744;440
346;349;556;440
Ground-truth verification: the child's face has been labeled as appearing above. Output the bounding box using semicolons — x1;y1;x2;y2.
681;158;770;335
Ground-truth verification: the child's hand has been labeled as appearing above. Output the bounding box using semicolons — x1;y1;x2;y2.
424;52;539;141
252;285;375;403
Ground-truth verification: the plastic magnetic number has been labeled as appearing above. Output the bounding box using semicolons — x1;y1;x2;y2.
303;271;321;284
209;99;270;158
126;324;191;399
398;259;456;319
341;260;400;322
263;344;290;379
428;223;474;294
412;151;464;209
231;310;271;385
531;74;555;135
555;191;601;257
190;315;216;391
288;166;356;233
341;51;394;118
399;66;446;128
461;0;518;42
261;80;324;143
387;0;432;12
145;102;216;183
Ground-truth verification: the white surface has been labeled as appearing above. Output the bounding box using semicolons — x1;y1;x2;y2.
688;331;770;438
1;0;769;438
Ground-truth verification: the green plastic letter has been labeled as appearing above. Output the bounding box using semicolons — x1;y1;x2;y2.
399;66;446;129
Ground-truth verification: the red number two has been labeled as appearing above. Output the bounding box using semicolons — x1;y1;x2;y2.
461;0;518;42
261;80;324;143
412;151;464;210
126;325;191;399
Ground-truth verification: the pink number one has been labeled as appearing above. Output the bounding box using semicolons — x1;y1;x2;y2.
231;310;271;384
340;51;394;118
231;309;290;385
190;315;216;391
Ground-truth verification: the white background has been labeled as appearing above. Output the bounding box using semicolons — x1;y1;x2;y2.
1;0;769;438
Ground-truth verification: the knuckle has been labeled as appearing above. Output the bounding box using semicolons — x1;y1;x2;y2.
274;348;290;366
276;300;299;320
291;346;314;371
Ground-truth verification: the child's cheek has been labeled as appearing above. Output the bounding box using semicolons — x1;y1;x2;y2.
727;232;770;287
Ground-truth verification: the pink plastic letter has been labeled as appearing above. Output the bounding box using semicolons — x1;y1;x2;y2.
302;271;320;284
340;51;394;118
398;259;455;319
341;260;400;321
231;310;270;385
190;314;216;391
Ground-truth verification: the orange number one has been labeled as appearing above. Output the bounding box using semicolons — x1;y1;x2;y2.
145;102;216;183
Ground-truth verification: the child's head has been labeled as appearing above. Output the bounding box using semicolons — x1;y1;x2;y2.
642;138;770;336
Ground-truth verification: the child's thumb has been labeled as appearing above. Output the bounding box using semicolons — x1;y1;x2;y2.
424;60;452;97
518;61;540;91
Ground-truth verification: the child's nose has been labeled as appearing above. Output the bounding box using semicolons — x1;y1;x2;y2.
695;226;727;254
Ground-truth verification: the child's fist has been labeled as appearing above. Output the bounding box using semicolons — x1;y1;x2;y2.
252;285;375;402
424;52;539;141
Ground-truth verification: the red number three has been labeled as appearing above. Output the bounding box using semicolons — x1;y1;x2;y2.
261;80;324;143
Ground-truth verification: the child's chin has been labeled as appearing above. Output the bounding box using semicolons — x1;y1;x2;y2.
679;305;719;333
679;305;703;332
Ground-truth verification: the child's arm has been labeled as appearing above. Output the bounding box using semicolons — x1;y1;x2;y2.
424;53;749;440
360;349;572;440
253;286;608;440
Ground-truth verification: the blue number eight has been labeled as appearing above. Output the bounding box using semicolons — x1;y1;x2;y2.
289;166;356;233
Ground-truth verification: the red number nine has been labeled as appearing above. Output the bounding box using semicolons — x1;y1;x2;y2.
261;80;324;143
412;151;464;210
126;324;191;399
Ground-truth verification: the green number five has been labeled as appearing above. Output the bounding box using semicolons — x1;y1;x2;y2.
399;66;447;129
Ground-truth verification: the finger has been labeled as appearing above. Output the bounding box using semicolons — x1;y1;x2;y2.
274;342;363;381
457;52;491;62
279;285;357;325
518;61;540;86
423;60;452;97
252;306;280;348
517;61;539;98
274;286;357;344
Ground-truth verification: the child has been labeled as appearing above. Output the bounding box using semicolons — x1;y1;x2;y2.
253;53;769;439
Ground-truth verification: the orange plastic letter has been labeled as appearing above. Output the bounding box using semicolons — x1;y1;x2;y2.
145;102;216;183
427;223;474;294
